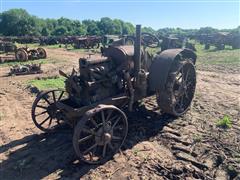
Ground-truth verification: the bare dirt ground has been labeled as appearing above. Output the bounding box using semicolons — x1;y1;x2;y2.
0;47;239;180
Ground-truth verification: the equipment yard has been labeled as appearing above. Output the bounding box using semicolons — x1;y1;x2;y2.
0;43;239;179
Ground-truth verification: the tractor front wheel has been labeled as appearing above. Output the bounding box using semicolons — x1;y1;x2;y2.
37;47;47;59
73;104;128;164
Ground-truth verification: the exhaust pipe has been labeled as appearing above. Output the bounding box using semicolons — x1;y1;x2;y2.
134;24;141;84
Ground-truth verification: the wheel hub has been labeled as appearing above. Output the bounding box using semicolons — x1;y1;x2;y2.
95;126;112;146
47;104;57;118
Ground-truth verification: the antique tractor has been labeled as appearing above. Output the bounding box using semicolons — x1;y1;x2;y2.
31;25;197;164
73;36;102;49
15;47;47;61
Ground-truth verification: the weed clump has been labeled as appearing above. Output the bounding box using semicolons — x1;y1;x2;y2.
216;115;232;129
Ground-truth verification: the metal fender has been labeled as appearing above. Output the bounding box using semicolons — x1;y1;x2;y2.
148;48;197;91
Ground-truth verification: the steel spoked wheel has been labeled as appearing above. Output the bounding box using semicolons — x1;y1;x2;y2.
157;59;196;116
15;49;28;61
73;105;128;164
32;90;68;132
37;48;47;59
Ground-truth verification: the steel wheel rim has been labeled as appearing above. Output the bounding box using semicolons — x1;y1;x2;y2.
32;90;67;132
172;62;196;115
73;105;128;164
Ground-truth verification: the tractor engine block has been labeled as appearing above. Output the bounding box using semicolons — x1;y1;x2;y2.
66;55;124;106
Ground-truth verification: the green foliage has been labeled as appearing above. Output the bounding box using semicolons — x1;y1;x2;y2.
28;77;65;90
0;8;239;38
53;26;67;36
0;9;137;37
216;115;232;129
0;9;39;36
41;27;49;36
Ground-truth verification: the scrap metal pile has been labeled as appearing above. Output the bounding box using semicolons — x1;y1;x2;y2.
9;63;43;76
31;25;197;164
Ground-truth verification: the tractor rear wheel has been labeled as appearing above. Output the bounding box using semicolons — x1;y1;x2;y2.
156;59;196;116
15;49;28;61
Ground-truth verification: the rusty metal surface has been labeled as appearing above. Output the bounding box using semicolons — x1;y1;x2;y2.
30;25;198;164
9;64;43;76
73;104;128;164
148;48;196;92
102;45;134;67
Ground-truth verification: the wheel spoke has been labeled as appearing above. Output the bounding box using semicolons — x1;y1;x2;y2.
39;116;51;126
101;111;106;130
111;117;121;130
36;110;48;116
112;135;122;141
36;104;47;109
109;115;119;122
184;69;190;82
83;143;98;154
78;134;93;144
58;91;64;101
48;118;52;127
52;91;56;103
102;143;107;157
90;117;98;127
43;97;51;105
82;127;96;135
106;110;113;121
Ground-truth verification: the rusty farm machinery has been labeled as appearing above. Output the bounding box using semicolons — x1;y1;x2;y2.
0;41;47;63
9;64;43;76
15;47;47;61
31;25;197;164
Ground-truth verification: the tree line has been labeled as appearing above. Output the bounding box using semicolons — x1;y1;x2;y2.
0;8;239;37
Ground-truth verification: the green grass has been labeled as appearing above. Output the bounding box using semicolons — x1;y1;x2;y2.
216;115;232;129
195;43;240;66
27;77;66;91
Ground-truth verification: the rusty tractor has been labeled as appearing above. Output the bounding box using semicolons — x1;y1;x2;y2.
31;25;197;164
73;36;102;49
15;47;47;61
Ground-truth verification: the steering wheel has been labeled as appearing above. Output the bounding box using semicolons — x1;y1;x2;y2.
141;32;160;48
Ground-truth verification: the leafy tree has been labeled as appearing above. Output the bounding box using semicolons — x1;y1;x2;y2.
98;17;115;35
122;22;135;35
0;9;38;36
83;20;100;35
41;27;49;36
0;8;238;39
53;26;67;36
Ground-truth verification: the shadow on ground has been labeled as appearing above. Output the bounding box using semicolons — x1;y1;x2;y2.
0;105;176;179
